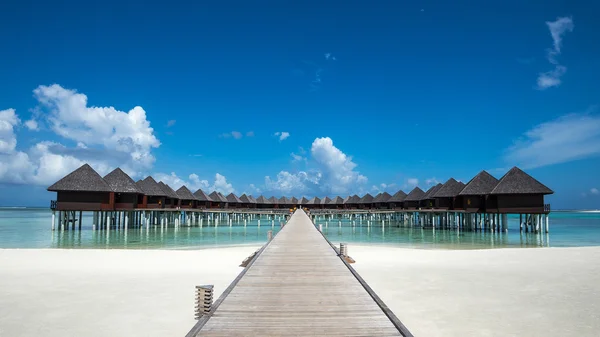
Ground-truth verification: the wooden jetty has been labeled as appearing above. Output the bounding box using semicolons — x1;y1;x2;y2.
186;209;412;337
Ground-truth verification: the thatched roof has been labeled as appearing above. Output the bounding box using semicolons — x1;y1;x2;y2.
239;194;256;203
491;167;553;195
158;182;180;199
48;164;112;192
300;197;309;204
102;168;142;194
136;176;167;197
208;191;227;202
290;197;299;204
307;197;321;205
433;178;466;198
349;194;360;203
404;187;426;201
278;196;290;204
268;196;279;204
194;189;212;201
255;195;270;204
320;197;332;205
343;196;352;204
388;190;407;202
359;193;374;203
329;196;344;204
373;192;392;203
459;171;499;196
246;195;257;203
422;183;443;200
176;185;197;200
226;193;242;203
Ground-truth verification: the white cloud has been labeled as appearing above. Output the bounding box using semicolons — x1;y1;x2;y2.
372;183;397;193
404;178;419;189
274;131;290;141
425;177;439;186
536;16;574;90
0;109;19;153
265;137;367;196
24;119;39;131
505;107;600;168
220;131;245;139
166;120;176;127
591;188;599;195
34;84;160;170
290;152;306;163
154;172;235;195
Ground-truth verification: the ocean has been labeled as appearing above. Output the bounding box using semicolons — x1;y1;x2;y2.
0;208;599;249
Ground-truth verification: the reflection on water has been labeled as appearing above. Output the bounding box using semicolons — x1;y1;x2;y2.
1;209;599;249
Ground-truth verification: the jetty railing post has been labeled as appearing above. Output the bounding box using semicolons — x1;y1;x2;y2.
195;285;214;319
339;243;348;257
267;230;273;241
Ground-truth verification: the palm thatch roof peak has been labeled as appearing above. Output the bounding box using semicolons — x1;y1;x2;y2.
404;187;426;201
491;167;553;195
136;176;167;196
48;164;112;192
433;178;466;198
176;185;197;200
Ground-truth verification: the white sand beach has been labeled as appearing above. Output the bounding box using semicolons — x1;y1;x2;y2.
1;246;599;337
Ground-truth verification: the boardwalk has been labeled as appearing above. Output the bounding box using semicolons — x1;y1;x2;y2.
187;209;411;337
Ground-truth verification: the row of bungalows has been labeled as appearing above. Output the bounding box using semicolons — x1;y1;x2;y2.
48;164;553;214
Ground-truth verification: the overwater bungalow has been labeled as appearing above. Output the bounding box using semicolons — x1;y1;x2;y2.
420;183;443;208
193;189;212;209
373;192;392;209
489;167;553;214
300;197;309;206
344;195;360;209
226;193;243;208
329;196;344;209
278;196;291;209
255;195;271;209
268;196;279;209
432;178;465;210
239;194;255;208
320;196;332;209
306;197;321;209
388;190;407;209
458;171;499;212
48;164;113;211
358;193;374;209
136;176;167;209
103;168;142;210
176;185;198;209
290;197;299;206
404;187;425;209
158;182;179;208
209;191;228;208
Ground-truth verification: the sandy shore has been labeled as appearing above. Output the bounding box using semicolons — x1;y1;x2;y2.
351;245;600;337
1;246;599;337
0;247;260;337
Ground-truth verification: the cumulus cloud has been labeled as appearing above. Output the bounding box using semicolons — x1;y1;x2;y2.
372;183;397;193
154;172;235;194
504;106;600;168
274;131;290;141
536;16;574;90
425;177;439;186
263;137;367;196
24;119;39;131
0;109;19;153
591;188;599;195
404;178;419;189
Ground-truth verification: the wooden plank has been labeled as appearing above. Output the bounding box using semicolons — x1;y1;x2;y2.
187;209;411;336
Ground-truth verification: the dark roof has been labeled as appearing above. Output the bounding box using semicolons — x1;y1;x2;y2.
239;194;254;203
255;195;270;204
246;195;257;203
209;191;228;202
373;192;392;203
433;178;466;198
176;185;197;200
48;164;112;192
349;194;360;203
359;193;374;203
226;193;242;203
290;197;299;204
388;190;407;202
343;196;352;204
158;182;180;199
459;171;499;196
194;189;212;201
329;196;344;204
491;167;554;195
278;196;290;204
136;176;167;196
103;168;142;194
300;197;309;204
422;183;443;200
404;187;426;201
268;196;279;204
320;197;332;205
307;197;321;205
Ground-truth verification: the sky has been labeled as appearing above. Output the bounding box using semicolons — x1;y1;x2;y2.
1;0;599;209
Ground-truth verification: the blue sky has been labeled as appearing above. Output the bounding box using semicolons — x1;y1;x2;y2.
1;0;599;209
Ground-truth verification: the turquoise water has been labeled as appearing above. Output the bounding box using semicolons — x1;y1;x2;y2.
0;209;599;249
